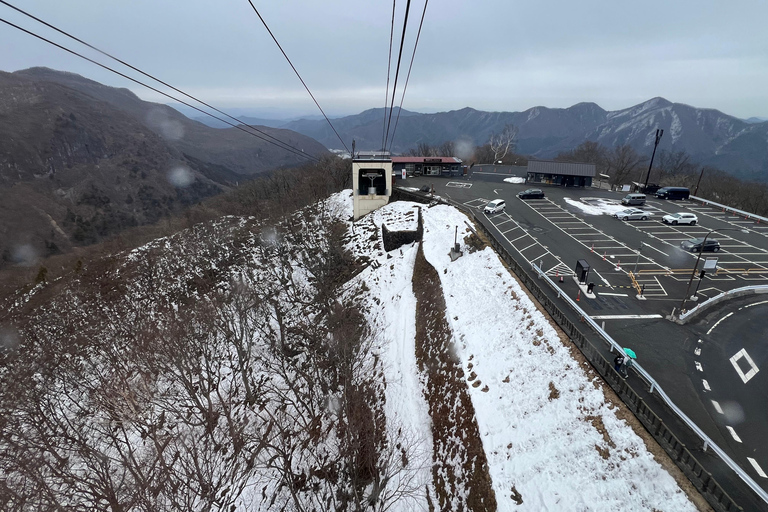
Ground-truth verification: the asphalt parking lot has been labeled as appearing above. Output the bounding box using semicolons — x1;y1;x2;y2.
411;172;768;309
400;171;768;493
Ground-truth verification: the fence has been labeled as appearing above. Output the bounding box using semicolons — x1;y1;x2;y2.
690;195;768;224
472;215;752;511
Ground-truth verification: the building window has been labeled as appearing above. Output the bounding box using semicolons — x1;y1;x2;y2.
359;168;386;195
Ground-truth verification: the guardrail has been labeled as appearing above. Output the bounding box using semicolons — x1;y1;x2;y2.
677;285;768;323
690;195;768;224
395;187;767;510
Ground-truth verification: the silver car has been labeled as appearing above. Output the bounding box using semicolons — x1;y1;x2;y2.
613;208;651;221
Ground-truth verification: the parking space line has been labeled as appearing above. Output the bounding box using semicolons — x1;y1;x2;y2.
747;458;767;479
519;242;539;252
510;234;531;243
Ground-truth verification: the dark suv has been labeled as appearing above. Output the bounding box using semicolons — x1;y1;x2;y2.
517;188;545;199
681;238;720;252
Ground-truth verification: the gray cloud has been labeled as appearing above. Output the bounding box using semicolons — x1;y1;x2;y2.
1;0;766;118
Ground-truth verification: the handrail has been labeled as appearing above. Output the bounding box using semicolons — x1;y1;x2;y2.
530;263;768;505
690;195;768;224
678;285;768;322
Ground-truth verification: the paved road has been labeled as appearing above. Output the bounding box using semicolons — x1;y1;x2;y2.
399;172;768;498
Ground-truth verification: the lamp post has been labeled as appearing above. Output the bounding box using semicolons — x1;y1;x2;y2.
678;228;748;314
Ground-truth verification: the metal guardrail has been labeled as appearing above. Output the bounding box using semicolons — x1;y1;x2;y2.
395;187;766;510
470;211;761;512
690;195;768;224
678;285;768;323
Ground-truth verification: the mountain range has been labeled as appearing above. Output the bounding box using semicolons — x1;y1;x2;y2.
0;67;328;268
210;100;768;181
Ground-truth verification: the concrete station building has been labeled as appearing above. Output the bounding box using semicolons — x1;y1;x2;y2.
391;156;463;178
525;160;596;187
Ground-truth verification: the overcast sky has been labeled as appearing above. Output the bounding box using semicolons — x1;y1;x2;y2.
1;0;767;119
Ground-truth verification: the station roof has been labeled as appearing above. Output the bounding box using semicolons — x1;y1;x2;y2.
527;160;596;177
391;156;463;164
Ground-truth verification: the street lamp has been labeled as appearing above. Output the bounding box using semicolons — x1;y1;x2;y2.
678;228;748;314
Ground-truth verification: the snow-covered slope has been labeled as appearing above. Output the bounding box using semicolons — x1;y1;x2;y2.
0;192;700;511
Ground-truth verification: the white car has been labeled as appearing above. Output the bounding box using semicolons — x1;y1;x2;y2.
613;208;652;221
484;199;505;214
662;212;698;225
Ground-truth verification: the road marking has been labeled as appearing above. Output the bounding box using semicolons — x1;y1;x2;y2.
744;300;768;308
730;348;760;383
694;348;701;356
599;292;628;297
702;379;711;391
641;244;670;257
748;458;768;478
590;314;663;319
711;400;723;414
707;312;734;334
726;426;743;443
695;361;703;371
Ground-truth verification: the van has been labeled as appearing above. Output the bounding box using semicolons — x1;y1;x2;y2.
655;187;690;200
621;193;646;206
484;199;505;214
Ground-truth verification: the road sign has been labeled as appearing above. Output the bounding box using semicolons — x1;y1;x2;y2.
703;257;718;270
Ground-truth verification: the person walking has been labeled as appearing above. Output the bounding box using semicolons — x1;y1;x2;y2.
614;354;625;374
622;356;633;378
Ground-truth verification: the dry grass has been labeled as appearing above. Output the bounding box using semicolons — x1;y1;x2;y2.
412;241;497;511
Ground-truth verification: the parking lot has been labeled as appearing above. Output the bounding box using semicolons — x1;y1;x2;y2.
433;176;768;305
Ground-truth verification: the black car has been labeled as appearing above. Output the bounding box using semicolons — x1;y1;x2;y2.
681;238;720;252
517;188;545;199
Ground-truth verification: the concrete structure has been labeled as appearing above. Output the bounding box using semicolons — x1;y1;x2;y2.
392;156;463;178
526;160;596;187
353;155;392;220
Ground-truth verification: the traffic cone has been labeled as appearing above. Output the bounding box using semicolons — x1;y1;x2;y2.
603;252;606;261
591;244;594;253
615;260;621;271
576;289;581;301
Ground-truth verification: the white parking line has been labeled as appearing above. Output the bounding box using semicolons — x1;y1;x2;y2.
702;379;711;391
711;400;723;414
748;458;768;478
726;426;743;443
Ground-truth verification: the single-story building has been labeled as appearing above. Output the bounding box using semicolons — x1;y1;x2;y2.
392;156;463;178
526;160;595;187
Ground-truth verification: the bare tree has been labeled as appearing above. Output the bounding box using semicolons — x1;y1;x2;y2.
605;144;647;186
488;124;518;163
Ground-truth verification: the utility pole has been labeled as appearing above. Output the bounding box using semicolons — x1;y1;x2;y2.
693;167;705;196
643;129;664;190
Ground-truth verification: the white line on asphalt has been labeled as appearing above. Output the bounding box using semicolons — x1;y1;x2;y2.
711;400;723;414
519;242;539;252
730;348;760;384
695;348;701;356
511;234;531;243
695;362;702;371
726;426;743;443
702;379;711;391
598;292;627;296
590;314;663;319
592;269;611;287
640;244;670;257
748;458;768;478
744;300;768;308
707;312;734;334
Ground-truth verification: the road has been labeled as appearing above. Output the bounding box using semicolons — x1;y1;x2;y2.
400;170;768;498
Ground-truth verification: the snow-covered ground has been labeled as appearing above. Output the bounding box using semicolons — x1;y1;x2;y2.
503;177;526;184
347;194;697;511
565;197;630;216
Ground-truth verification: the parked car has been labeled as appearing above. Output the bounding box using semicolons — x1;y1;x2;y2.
484;199;506;214
681;238;720;252
656;187;690;200
613;208;651;221
621;193;646;206
517;188;545;199
662;212;698;225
